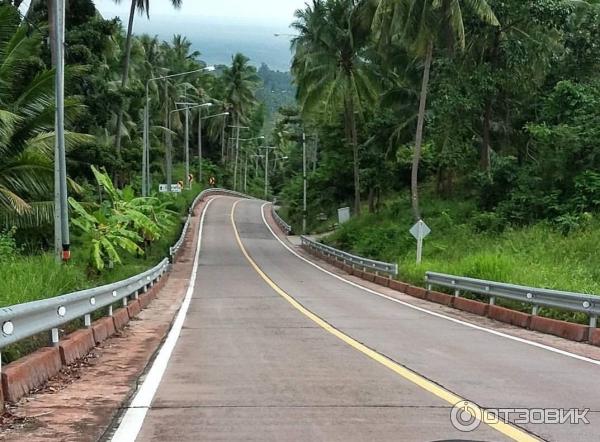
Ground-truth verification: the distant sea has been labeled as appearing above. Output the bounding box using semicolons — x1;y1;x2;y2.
129;15;294;72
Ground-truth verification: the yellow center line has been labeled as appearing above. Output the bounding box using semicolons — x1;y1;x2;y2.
230;199;539;442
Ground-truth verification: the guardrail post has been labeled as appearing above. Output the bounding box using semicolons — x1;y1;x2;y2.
84;314;91;328
50;328;59;347
122;296;128;307
134;290;139;300
532;305;539;316
454;290;460;297
108;305;113;317
590;315;597;328
489;296;496;305
427;284;432;291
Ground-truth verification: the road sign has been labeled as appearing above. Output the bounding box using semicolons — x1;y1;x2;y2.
410;220;431;264
410;220;431;240
338;207;351;224
159;184;182;193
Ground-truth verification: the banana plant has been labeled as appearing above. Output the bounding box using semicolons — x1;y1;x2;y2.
69;197;142;272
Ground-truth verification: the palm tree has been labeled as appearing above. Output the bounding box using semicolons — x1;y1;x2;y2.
292;0;377;216
221;53;260;187
0;5;88;227
373;0;499;220
113;0;183;158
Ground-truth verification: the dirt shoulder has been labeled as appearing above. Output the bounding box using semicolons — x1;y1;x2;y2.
0;198;209;442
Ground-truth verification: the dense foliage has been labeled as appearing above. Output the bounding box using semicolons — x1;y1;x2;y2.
276;0;600;235
0;1;265;275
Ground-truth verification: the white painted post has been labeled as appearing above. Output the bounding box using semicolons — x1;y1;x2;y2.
50;328;59;346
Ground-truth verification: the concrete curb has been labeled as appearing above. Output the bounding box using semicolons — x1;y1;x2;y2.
0;213;179;406
1;347;62;403
59;329;95;366
302;245;599;348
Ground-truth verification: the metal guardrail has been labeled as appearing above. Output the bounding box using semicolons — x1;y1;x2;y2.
271;205;292;235
170;188;255;259
425;272;600;327
301;235;398;277
0;187;253;351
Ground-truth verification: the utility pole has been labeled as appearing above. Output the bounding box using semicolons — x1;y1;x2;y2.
230;121;249;191
302;132;307;234
262;146;276;200
165;80;172;191
184;107;190;189
54;0;69;262
198;108;203;185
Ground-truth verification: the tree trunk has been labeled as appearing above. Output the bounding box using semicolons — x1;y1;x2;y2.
48;0;56;66
480;99;492;174
114;0;137;157
345;95;361;216
368;187;375;213
411;40;433;222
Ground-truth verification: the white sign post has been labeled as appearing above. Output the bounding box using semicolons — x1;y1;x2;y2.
409;219;431;264
159;184;182;193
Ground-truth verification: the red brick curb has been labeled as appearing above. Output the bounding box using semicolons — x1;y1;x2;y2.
453;297;489;316
126;299;142;319
405;285;428;300
530;316;589;342
487;305;531;329
426;290;455;307
1;347;62;403
590;328;600;347
59;329;95;366
389;280;408;293
92;317;117;345
112;307;130;331
374;275;390;287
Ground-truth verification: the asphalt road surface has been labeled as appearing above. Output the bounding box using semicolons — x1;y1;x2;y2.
127;197;600;442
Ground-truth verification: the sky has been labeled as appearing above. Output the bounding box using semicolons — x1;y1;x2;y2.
95;0;306;70
95;0;306;27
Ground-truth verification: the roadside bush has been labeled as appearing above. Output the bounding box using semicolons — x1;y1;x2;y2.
0;227;18;261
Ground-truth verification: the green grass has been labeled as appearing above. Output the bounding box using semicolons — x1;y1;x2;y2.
0;183;203;308
325;193;600;299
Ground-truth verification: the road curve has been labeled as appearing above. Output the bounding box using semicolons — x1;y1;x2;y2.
122;197;599;441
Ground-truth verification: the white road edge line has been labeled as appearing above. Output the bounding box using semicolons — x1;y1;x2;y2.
258;202;600;368
111;197;217;442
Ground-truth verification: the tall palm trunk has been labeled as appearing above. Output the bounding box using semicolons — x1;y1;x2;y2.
47;0;56;65
411;40;433;222
114;0;137;157
345;94;360;216
481;99;492;173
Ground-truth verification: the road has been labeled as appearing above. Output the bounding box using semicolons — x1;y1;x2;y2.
115;196;600;441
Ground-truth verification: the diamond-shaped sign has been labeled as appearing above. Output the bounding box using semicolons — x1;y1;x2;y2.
410;220;431;240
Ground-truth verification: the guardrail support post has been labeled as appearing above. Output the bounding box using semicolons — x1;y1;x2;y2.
50;328;59;347
489;296;496;306
122;296;128;307
532;305;539;316
454;290;460;297
134;290;139;300
84;314;91;328
590;315;597;328
427;284;432;291
108;305;113;317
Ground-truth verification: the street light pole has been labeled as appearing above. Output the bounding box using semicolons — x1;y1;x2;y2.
53;0;69;262
197;111;228;186
229;123;249;191
184;107;190;189
262;146;276;200
143;65;215;196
